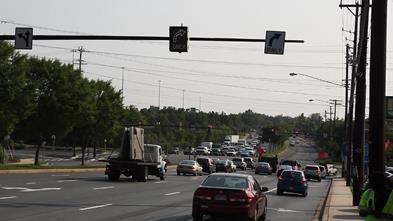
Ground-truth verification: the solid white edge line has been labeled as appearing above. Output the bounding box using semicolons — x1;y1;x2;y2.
164;192;181;196
79;204;112;211
0;196;17;200
93;186;115;190
265;187;277;193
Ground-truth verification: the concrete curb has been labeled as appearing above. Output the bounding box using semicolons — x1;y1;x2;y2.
312;178;333;221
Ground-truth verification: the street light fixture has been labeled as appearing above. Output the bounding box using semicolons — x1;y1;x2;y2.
289;72;344;87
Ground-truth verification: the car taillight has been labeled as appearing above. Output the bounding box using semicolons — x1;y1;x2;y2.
228;190;253;203
278;176;283;181
300;178;306;184
317;170;320;174
194;188;213;200
304;169;308;173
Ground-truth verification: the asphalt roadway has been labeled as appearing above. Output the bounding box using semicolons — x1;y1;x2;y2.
0;138;330;221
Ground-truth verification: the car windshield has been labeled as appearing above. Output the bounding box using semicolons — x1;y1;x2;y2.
216;160;227;164
282;171;302;180
306;166;319;170
202;175;248;189
180;160;195;165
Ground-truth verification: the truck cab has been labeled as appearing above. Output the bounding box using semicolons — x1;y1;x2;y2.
144;144;167;172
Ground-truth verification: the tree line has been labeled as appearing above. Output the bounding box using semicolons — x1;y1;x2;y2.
0;40;359;164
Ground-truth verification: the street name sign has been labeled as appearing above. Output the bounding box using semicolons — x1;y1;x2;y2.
264;31;285;55
15;27;33;49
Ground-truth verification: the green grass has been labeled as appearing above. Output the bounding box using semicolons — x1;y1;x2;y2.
263;141;288;157
0;163;105;170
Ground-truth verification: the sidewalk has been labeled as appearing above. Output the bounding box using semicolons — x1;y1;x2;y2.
323;178;363;221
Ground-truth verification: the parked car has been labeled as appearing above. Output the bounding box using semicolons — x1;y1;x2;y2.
215;160;234;173
226;148;237;156
244;157;256;169
304;165;322;182
318;165;327;179
255;162;272;175
196;146;210;155
277;170;308;197
277;165;293;177
196;157;216;174
177;160;203;176
232;157;247;170
326;164;337;176
192;173;268;221
228;160;237;172
210;148;222;156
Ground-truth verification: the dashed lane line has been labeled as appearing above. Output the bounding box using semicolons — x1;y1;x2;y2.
51;174;70;177
93;186;115;190
264;187;277;194
2;187;62;192
26;182;36;185
57;180;77;183
79;204;112;211
0;196;17;200
164;192;181;196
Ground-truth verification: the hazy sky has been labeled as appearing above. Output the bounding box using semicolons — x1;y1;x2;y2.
1;0;392;118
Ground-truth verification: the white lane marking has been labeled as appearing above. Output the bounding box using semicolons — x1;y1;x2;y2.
93;186;114;190
308;185;319;188
164;192;180;196
268;207;301;213
80;204;112;211
57;180;77;183
0;196;17;200
154;181;167;184
190;177;199;180
26;182;36;185
22;188;62;192
51;174;70;177
2;187;61;192
264;188;277;194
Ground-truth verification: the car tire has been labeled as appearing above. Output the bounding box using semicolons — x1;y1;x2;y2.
268;172;272;175
177;172;180;176
108;173;120;181
302;191;307;197
249;207;258;221
260;202;267;220
193;213;203;221
277;189;282;195
318;178;321;182
255;172;258;175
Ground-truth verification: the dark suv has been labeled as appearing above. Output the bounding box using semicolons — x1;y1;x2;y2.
196;157;216;174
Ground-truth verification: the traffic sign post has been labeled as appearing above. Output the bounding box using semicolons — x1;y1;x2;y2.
169;26;188;53
264;31;285;55
15;27;33;49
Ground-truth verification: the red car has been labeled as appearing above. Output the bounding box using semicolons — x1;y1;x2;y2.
192;173;268;221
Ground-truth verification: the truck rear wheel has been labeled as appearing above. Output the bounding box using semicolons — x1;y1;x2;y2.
137;166;148;182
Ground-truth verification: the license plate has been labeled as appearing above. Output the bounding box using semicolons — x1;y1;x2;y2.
215;194;227;201
289;186;294;190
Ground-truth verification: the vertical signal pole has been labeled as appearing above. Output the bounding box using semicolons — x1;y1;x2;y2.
78;46;85;73
369;0;387;185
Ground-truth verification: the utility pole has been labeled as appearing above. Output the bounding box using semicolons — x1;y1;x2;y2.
340;2;359;187
369;0;387;187
121;67;125;99
199;97;201;111
330;99;342;129
326;106;333;139
77;46;86;73
158;80;161;109
352;0;369;206
343;44;350;178
182;89;185;109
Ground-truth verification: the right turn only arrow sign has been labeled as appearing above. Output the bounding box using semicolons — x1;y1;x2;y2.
264;31;285;55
